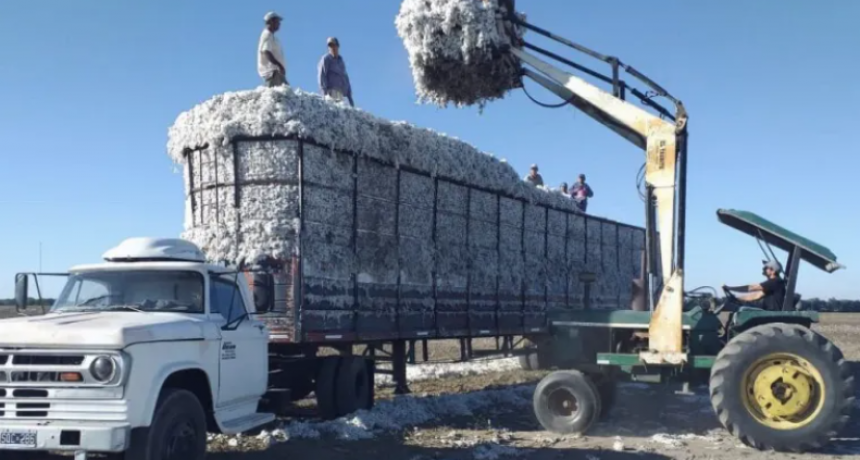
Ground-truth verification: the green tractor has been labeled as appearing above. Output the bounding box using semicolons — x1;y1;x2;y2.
529;209;854;452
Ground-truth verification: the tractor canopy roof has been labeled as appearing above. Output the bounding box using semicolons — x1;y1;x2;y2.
717;209;845;274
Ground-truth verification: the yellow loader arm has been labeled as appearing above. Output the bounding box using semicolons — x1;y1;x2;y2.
499;8;690;364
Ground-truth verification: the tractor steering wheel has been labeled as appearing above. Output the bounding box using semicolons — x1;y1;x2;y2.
713;286;739;315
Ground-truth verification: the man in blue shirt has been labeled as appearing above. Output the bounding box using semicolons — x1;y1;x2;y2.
318;37;354;107
570;174;594;212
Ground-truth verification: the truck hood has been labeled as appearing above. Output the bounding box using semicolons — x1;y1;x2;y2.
0;312;211;349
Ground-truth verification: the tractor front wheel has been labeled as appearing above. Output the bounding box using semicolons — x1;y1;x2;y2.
709;323;854;452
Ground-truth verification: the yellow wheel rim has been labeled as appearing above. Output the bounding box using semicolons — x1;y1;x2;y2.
741;353;825;430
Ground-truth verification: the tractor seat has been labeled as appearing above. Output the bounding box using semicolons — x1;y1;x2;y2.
790;293;803;311
731;293;805;325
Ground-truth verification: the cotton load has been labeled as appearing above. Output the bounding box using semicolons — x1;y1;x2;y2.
395;0;525;107
167;87;645;338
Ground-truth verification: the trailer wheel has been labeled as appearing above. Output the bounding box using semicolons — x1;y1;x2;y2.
519;341;551;370
315;357;340;420
709;323;854;452
533;370;602;435
592;371;618;419
125;388;207;460
519;352;540;371
334;356;373;415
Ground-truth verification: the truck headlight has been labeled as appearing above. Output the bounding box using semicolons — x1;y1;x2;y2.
90;356;117;382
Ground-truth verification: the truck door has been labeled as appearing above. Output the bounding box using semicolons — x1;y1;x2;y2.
209;276;268;409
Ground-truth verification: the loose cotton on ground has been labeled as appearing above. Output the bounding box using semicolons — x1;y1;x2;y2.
395;0;525;107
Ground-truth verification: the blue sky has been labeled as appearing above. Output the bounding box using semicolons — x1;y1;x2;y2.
1;1;858;300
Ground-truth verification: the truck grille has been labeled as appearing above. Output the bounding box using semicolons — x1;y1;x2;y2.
0;352;86;385
0;389;51;417
0;350;123;387
0;349;128;421
7;371;65;383
11;354;84;366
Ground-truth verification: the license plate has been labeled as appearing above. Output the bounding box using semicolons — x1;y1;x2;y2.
0;430;37;448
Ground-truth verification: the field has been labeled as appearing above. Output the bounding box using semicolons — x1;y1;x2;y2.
1;309;858;460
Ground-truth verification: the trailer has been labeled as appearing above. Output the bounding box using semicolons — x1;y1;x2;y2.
167;87;652;419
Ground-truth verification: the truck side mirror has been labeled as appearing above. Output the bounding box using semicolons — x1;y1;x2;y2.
15;273;29;310
252;273;274;313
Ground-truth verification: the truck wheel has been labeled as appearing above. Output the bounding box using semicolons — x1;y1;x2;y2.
125;388;207;460
315;357;340;420
533;370;602;435
709;323;854;452
336;356;373;415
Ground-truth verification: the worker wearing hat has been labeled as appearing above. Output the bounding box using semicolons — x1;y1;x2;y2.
524;164;544;187
318;36;354;106
723;260;787;311
258;12;288;87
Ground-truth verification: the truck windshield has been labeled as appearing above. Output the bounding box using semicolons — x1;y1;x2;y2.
52;270;204;313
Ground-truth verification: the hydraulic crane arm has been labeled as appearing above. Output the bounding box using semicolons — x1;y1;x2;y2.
498;8;690;364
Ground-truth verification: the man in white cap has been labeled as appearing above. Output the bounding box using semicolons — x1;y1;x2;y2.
723;260;787;311
258;12;288;87
318;37;354;106
524;164;544;186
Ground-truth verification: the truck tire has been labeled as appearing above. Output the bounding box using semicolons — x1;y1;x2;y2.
336;356;373;415
315;357;340;420
125;388;207;460
709;323;854;452
533;370;602;435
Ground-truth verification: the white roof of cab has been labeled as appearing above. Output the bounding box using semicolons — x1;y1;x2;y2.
103;238;206;263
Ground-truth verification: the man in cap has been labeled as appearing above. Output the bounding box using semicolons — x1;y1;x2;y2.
524;164;543;186
258;12;288;87
570;173;594;212
318;37;354;106
723;260;787;311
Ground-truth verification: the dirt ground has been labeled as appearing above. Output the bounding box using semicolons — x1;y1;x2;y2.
2;309;858;460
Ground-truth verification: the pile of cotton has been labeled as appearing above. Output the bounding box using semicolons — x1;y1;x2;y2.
395;0;525;107
167;87;644;313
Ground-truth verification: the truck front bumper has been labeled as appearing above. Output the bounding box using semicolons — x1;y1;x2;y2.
0;420;129;453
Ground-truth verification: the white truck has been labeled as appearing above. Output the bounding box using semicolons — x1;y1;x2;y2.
1;237;275;460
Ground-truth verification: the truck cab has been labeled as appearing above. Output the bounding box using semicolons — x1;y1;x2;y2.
1;237;274;460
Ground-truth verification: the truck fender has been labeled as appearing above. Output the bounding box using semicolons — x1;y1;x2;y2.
139;361;217;427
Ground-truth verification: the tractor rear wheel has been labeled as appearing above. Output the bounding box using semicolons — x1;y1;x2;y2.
709;323;854;452
533;370;602;435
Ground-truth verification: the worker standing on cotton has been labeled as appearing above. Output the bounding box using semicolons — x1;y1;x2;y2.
318;37;354;106
258;12;288;87
571;174;594;212
524;164;544;186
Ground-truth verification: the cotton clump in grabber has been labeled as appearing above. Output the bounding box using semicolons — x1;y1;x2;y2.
395;0;526;108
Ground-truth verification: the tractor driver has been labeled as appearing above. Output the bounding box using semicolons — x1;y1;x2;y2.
723;260;786;311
